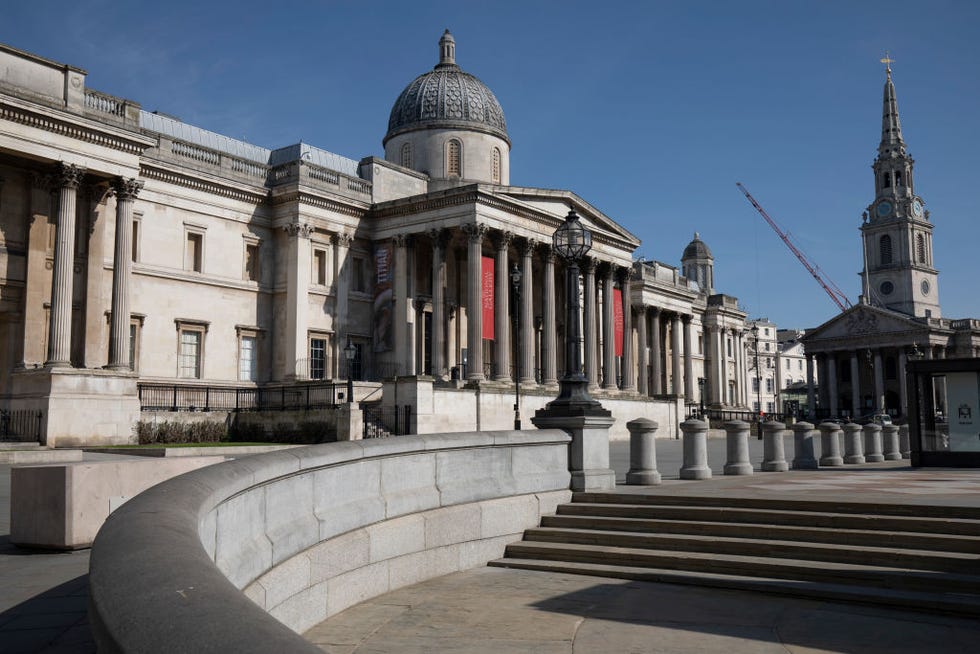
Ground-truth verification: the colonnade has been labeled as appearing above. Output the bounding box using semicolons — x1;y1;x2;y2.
807;346;915;418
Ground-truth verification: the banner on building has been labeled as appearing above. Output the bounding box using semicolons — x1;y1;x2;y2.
613;288;624;357
373;243;394;353
482;256;495;341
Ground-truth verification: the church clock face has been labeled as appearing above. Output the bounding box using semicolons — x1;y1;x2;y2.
912;199;924;217
876;200;893;217
921;280;930;295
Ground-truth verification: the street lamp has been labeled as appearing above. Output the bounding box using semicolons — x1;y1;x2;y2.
697;376;705;418
510;263;522;430
344;335;356;405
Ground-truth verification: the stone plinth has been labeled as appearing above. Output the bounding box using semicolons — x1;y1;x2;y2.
533;411;615;491
791;421;819;470
818;422;844;466
723;420;753;476
679;419;711;480
625;417;661;485
843;423;865;464
863;423;885;463
761;421;788;472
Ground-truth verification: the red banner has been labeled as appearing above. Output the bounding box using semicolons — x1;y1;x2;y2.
482;256;495;341
613;288;624;356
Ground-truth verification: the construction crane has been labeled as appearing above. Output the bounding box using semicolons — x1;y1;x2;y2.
736;182;852;313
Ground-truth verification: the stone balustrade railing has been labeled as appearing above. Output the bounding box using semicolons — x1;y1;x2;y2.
88;430;572;653
269;160;373;200
83;88;140;124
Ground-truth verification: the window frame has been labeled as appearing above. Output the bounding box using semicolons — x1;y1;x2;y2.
243;237;261;283
183;223;207;273
174;318;209;379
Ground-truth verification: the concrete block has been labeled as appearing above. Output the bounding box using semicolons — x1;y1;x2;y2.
424;503;482;548
388;545;460;590
268;580;329;635
368;514;425;562
313;460;384;540
308;529;371;585
10;456;223;549
264;473;319;565
480;495;538;538
215;489;272;588
325;562;390;617
256;552;312;611
380;453;440;517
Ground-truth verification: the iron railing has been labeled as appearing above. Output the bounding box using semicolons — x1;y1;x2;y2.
0;409;43;442
362;404;413;439
138;382;344;412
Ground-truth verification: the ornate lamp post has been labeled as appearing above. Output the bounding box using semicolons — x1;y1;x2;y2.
697;376;705;418
344;336;356;405
510;263;522;430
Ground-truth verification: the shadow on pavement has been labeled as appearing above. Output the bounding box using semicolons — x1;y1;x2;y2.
0;574;94;654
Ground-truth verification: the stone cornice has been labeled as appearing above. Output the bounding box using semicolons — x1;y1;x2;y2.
271;190;369;219
0;94;155;156
139;162;269;205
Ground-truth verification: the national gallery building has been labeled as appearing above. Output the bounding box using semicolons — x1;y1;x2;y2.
0;32;751;445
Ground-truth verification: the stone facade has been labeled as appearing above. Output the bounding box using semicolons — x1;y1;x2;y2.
0;34;751;444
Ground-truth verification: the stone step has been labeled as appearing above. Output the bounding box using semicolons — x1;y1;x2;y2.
501;540;980;595
557;502;980;536
487;557;980;618
540;514;980;553
573;492;980;520
522;526;980;573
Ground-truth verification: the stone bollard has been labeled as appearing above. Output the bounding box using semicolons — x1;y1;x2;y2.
863;423;885;462
761;421;789;472
899;424;911;459
818;422;844;466
882;424;902;460
723;420;753;476
626;418;662;485
843;422;865;464
679;419;712;480
791;421;819;470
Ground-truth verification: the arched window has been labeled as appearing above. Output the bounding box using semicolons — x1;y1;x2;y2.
894;171;902;186
879;234;892;265
916;233;926;264
883;173;891;188
400;142;412;168
446;139;461;177
491;147;501;184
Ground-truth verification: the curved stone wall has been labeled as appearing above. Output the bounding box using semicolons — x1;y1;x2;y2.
89;430;572;653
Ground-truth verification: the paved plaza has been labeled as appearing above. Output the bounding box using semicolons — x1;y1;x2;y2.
4;440;980;652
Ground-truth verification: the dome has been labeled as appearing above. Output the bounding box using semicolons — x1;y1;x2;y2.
682;232;713;261
384;30;509;146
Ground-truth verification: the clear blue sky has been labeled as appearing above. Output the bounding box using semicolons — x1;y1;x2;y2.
4;1;978;329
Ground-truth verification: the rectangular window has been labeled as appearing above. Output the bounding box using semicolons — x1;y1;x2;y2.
752;378;759;393
766;378;774;393
766;401;775;413
179;330;202;378
185;232;203;272
726;338;732;357
244;243;260;282
128;320;141;372
753;401;760;412
798;360;803;371
239;335;257;381
764;342;771;352
131;217;140;263
786;359;790;370
310;338;326;380
352;255;367;293
313;249;327;286
698;333;703;355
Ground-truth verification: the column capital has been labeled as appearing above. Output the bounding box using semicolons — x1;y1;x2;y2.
461;222;488;243
392;233;410;248
580;255;596;273
427;228;450;250
681;313;692;325
539;243;556;264
31;171;53;191
283;222;313;239
519;237;538;257
55;162;86;189
616;265;631;284
491;229;513;251
111;177;144;200
335;232;354;247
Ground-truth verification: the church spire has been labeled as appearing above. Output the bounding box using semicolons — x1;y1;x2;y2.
878;53;906;157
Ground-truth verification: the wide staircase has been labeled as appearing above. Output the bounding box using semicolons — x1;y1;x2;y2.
489;492;980;616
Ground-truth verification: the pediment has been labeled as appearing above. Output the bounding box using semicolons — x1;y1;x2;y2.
803;304;925;344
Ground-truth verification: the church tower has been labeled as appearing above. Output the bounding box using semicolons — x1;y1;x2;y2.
860;57;941;318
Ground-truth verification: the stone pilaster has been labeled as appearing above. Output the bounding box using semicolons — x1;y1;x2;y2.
601;265;616;390
618;267;634;391
520;239;535;385
636;306;648;396
21;173;53;367
650;307;663;395
46;162;86;367
683;315;694;399
462;223;487;382
582;257;598;389
428;229;448;380
492;231;512;381
670;314;682;395
334;233;353;378
392;233;411;375
107;178;143;370
283;221;312;380
541;246;557;386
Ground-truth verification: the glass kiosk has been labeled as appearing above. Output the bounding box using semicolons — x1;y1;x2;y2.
907;358;980;467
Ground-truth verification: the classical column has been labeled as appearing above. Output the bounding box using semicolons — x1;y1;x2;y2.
850;351;861;417
520;239;540;386
806;354;816;416
582;257;598;389
683;315;694;399
670;314;682;395
827;354;839;416
714;326;725;405
602;265;616;390
719;328;729;405
46;163;86;367
428;229;448;380
107;177;143;370
463;223;487;382
736;331;747;406
392;234;412;375
283;221;313;380
636;306;648;396
898;348;908;417
650;307;663;395
333;233;353;378
492;231;512;381
619;267;634;391
541;246;558;386
873;349;885;412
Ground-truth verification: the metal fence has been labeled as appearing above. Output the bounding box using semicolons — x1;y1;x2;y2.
138;382;344;412
0;409;43;442
687;408;792;424
362;404;413;439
